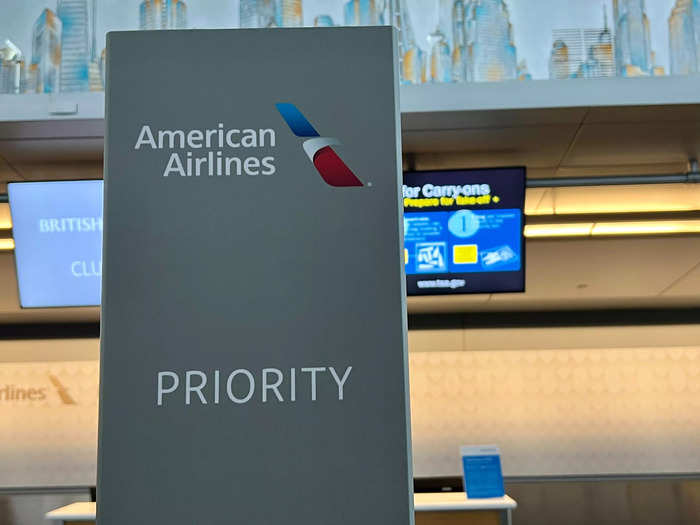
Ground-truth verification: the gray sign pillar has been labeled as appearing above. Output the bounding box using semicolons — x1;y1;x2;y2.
98;27;413;524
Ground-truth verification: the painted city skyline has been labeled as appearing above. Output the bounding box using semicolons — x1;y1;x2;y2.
0;0;695;95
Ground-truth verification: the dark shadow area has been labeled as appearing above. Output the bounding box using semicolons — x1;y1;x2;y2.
415;476;700;525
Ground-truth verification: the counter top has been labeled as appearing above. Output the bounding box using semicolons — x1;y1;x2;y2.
46;493;517;520
45;502;96;521
414;492;517;511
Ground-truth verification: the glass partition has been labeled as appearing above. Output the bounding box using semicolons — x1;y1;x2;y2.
0;0;391;95
394;0;690;84
0;0;697;95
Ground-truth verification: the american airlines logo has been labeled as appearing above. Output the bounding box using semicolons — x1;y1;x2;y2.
276;103;364;187
0;374;76;405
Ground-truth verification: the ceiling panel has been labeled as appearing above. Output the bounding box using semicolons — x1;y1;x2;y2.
552;162;690;178
500;237;700;300
0;100;696;183
12;161;102;181
660;262;700;297
403;124;578;161
524;187;554;215
583;104;700;124
549;184;700;214
0;119;104;141
402;107;586;131
0;154;20;182
0;138;103;163
412;154;557;178
561;121;700;167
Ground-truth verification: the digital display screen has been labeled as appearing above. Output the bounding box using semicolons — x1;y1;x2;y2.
403;168;526;295
8;181;103;308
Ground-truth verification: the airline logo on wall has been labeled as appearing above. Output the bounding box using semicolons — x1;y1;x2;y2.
276;103;364;187
0;374;77;405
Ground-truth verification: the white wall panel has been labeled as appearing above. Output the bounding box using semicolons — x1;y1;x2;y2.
2;336;699;486
0;360;98;488
410;346;700;477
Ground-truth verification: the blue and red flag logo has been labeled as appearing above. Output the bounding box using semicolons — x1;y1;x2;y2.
276;103;363;187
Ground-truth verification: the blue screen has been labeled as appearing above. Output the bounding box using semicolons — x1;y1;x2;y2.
9;181;103;308
403;168;525;295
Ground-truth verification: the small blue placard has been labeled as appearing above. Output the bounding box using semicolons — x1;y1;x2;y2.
460;445;505;499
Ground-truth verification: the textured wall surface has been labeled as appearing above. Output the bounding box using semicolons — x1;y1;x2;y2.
410;347;700;477
0;360;98;487
2;340;699;486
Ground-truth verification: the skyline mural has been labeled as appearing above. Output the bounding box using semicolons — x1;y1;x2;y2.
0;0;696;95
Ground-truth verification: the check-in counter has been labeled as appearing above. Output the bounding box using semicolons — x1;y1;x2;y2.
46;493;516;524
45;502;95;524
415;492;517;524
